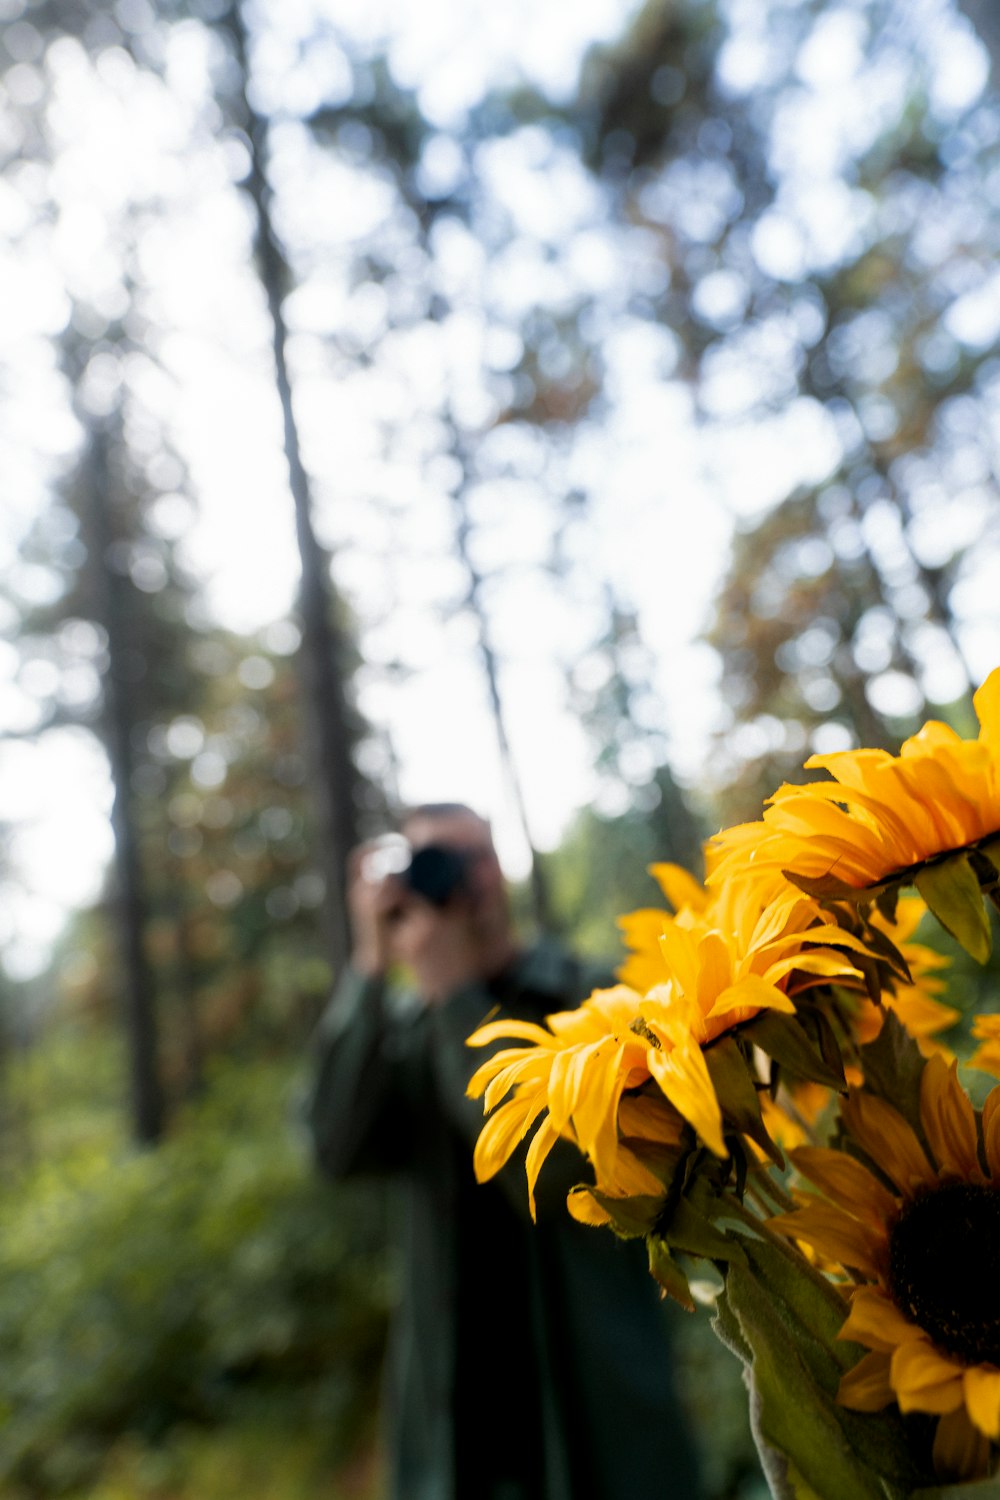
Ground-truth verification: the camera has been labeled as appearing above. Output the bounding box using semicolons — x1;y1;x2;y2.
362;836;472;907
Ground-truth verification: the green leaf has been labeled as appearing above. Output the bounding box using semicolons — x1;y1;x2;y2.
711;1276;752;1364
585;1189;663;1240
974;836;1000;877
971;842;1000;921
875;882;901;924
705;1036;783;1166
737;1235;861;1383
784;1460;826;1500
663;1192;747;1264
915;853;992;964
791;864;899;906
856;919;913;985
646;1235;695;1311
720;1266;883;1500
743;1010;847;1090
717;1239;921;1500
799;1004;850;1083
783;869;879;903
849;951;885;1006
856;1010;927;1146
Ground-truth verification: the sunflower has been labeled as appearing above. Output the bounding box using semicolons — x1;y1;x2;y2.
466;984;687;1220
770;1055;1000;1481
469;878;869;1218
618;861;871;1005
707;668;1000;917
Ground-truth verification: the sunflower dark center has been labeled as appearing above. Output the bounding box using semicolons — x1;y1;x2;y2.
888;1181;1000;1366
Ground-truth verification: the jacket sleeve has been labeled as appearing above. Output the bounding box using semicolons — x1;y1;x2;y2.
303;966;432;1180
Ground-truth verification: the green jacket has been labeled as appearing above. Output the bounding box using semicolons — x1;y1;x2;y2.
305;941;702;1500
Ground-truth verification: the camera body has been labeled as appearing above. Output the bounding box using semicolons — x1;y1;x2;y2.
363;836;472;908
403;844;472;906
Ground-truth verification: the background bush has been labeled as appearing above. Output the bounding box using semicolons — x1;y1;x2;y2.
0;1037;391;1497
0;1023;767;1500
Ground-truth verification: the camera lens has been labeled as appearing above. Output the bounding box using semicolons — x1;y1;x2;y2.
405;846;469;906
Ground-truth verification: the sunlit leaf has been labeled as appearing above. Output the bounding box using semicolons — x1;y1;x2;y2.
915;854;992;965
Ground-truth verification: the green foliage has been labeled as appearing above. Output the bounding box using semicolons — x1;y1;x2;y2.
670;1297;770;1500
0;1037;390;1497
908;902;1000;1079
36;1424;382;1500
546;792;706;959
915;854;993;965
714;1237;922;1500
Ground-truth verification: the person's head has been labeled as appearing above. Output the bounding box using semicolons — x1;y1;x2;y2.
397;802;510;938
400;801;492;854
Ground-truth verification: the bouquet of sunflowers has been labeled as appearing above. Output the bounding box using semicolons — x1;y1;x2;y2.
468;668;1000;1499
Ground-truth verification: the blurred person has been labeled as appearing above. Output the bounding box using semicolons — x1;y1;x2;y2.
305;803;702;1500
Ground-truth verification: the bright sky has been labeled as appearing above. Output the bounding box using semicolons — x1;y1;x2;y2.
1;0;997;979
0;0;657;975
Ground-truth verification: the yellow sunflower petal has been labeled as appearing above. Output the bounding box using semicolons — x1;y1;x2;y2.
566;1186;612;1227
525;1116;562;1222
478;1051;554;1112
705;974;796;1023
970;1014;1000;1079
467;1018;558;1049
920;1054;982;1180
649;862;709;914
617;1092;684;1147
982;1083;1000;1180
887;991;960;1045
837;1350;894;1411
709;672;1000;897
546;1037;605;1133
696;931;734;1013
840;1089;935;1196
969;1039;1000;1078
839;1287;919;1354
775;922;878;956
773;784;892;844
757;951;862;988
790;1146;898;1225
545;1002;607;1042
473;1091;547;1183
467;1044;536;1099
749;891;814;949
890;1339;965;1415
647;1038;726;1157
656;923;701;996
963;1366;1000;1440
575;1047;633;1185
598;1142;668;1199
770;1202;886;1279
975;665;1000;750
617;909;672;991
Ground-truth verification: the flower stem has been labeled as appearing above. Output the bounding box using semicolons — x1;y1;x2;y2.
721;1190;853;1308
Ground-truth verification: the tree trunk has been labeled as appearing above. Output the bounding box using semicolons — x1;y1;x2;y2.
90;426;165;1144
448;481;552;928
224;0;360;974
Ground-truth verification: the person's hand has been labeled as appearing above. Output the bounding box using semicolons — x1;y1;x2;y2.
346;843;406;978
389;896;484;1005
